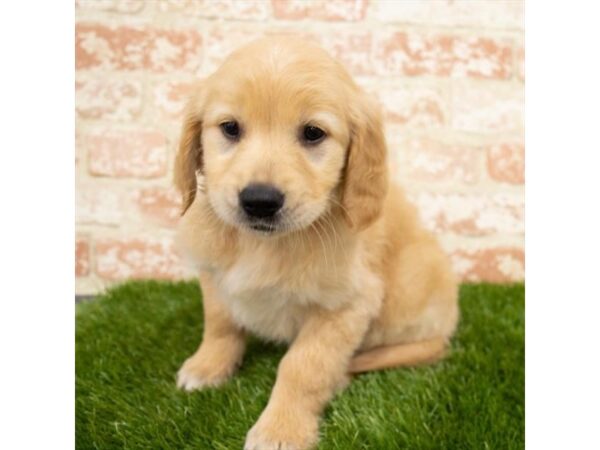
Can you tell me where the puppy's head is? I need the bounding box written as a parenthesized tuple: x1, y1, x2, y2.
(174, 37, 387, 235)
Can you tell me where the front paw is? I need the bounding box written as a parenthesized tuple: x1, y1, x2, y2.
(176, 351, 238, 392)
(244, 408, 318, 450)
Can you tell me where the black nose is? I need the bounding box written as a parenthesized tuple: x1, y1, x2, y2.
(239, 184, 285, 219)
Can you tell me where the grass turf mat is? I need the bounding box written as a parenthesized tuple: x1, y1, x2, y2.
(76, 281, 524, 449)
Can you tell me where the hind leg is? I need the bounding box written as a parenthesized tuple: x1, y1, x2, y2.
(349, 337, 447, 373)
(361, 239, 459, 355)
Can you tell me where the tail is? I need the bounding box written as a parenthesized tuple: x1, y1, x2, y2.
(348, 337, 448, 374)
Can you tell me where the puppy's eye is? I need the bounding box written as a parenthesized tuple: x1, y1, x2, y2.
(220, 121, 240, 140)
(302, 125, 326, 144)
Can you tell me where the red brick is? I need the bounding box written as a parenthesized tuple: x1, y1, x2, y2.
(397, 137, 480, 184)
(367, 84, 446, 127)
(76, 23, 202, 72)
(76, 238, 90, 277)
(153, 80, 196, 120)
(411, 192, 524, 236)
(156, 0, 200, 13)
(451, 247, 524, 282)
(317, 31, 373, 76)
(133, 186, 182, 227)
(451, 81, 524, 133)
(75, 133, 84, 168)
(76, 0, 145, 13)
(157, 0, 269, 20)
(374, 31, 513, 79)
(76, 78, 143, 120)
(516, 44, 525, 81)
(95, 237, 187, 280)
(76, 183, 125, 225)
(487, 142, 525, 184)
(375, 0, 523, 30)
(87, 130, 167, 178)
(272, 0, 368, 21)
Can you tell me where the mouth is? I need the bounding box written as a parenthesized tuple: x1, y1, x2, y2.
(249, 222, 277, 233)
(239, 204, 321, 236)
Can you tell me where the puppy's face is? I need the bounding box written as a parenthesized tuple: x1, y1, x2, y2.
(176, 38, 388, 235)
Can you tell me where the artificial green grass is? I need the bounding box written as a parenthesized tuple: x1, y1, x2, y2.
(76, 281, 524, 449)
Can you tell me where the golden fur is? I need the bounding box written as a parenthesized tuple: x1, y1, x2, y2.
(173, 37, 459, 450)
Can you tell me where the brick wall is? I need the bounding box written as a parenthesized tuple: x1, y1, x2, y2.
(75, 0, 525, 294)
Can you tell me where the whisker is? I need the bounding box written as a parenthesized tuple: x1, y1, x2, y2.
(315, 218, 338, 280)
(323, 209, 351, 270)
(311, 221, 330, 273)
(326, 195, 351, 217)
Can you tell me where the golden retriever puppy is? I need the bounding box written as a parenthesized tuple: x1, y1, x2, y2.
(173, 37, 459, 450)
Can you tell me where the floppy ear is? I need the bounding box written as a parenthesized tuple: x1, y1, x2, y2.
(341, 92, 389, 230)
(174, 85, 205, 215)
